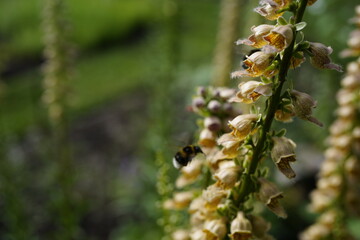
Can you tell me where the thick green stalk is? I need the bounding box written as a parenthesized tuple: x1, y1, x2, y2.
(236, 0, 309, 203)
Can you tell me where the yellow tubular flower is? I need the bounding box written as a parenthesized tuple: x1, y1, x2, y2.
(236, 24, 274, 48)
(214, 162, 241, 189)
(263, 25, 294, 51)
(228, 114, 259, 140)
(255, 0, 291, 20)
(203, 219, 227, 240)
(271, 137, 297, 179)
(232, 51, 275, 78)
(230, 81, 272, 104)
(229, 212, 252, 240)
(202, 184, 227, 210)
(199, 128, 217, 148)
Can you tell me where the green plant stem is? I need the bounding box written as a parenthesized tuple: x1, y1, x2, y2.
(236, 0, 309, 204)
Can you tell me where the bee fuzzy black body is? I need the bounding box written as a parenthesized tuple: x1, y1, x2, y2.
(173, 145, 203, 169)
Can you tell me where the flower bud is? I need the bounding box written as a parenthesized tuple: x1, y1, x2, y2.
(228, 114, 258, 140)
(204, 116, 222, 132)
(271, 137, 297, 179)
(229, 212, 252, 240)
(197, 86, 207, 97)
(192, 96, 206, 110)
(290, 90, 323, 127)
(207, 100, 222, 112)
(308, 42, 343, 72)
(258, 178, 287, 218)
(263, 25, 294, 51)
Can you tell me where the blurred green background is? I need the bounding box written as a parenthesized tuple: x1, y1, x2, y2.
(0, 0, 359, 239)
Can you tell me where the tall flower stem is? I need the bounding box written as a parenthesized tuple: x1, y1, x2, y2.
(237, 0, 309, 203)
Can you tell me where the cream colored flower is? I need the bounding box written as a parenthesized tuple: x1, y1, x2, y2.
(202, 184, 227, 210)
(237, 24, 274, 48)
(255, 0, 291, 20)
(230, 81, 272, 104)
(176, 158, 203, 188)
(203, 219, 227, 240)
(271, 137, 297, 179)
(341, 74, 360, 89)
(229, 212, 252, 240)
(199, 128, 217, 148)
(228, 114, 259, 140)
(290, 90, 323, 127)
(173, 191, 194, 209)
(309, 42, 343, 72)
(232, 51, 275, 78)
(258, 178, 287, 218)
(190, 229, 207, 240)
(172, 229, 190, 240)
(214, 162, 241, 189)
(263, 25, 293, 51)
(217, 133, 242, 159)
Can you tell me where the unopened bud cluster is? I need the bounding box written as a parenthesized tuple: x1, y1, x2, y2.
(191, 86, 241, 150)
(300, 6, 360, 240)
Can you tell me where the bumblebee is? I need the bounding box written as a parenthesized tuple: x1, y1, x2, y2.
(173, 145, 203, 169)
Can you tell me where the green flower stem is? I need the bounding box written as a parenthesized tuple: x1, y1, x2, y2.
(236, 0, 309, 204)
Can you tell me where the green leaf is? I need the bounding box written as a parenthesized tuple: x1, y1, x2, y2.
(276, 128, 287, 137)
(295, 22, 307, 31)
(277, 16, 288, 25)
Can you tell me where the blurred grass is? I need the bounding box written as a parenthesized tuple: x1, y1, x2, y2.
(0, 0, 220, 135)
(0, 0, 155, 58)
